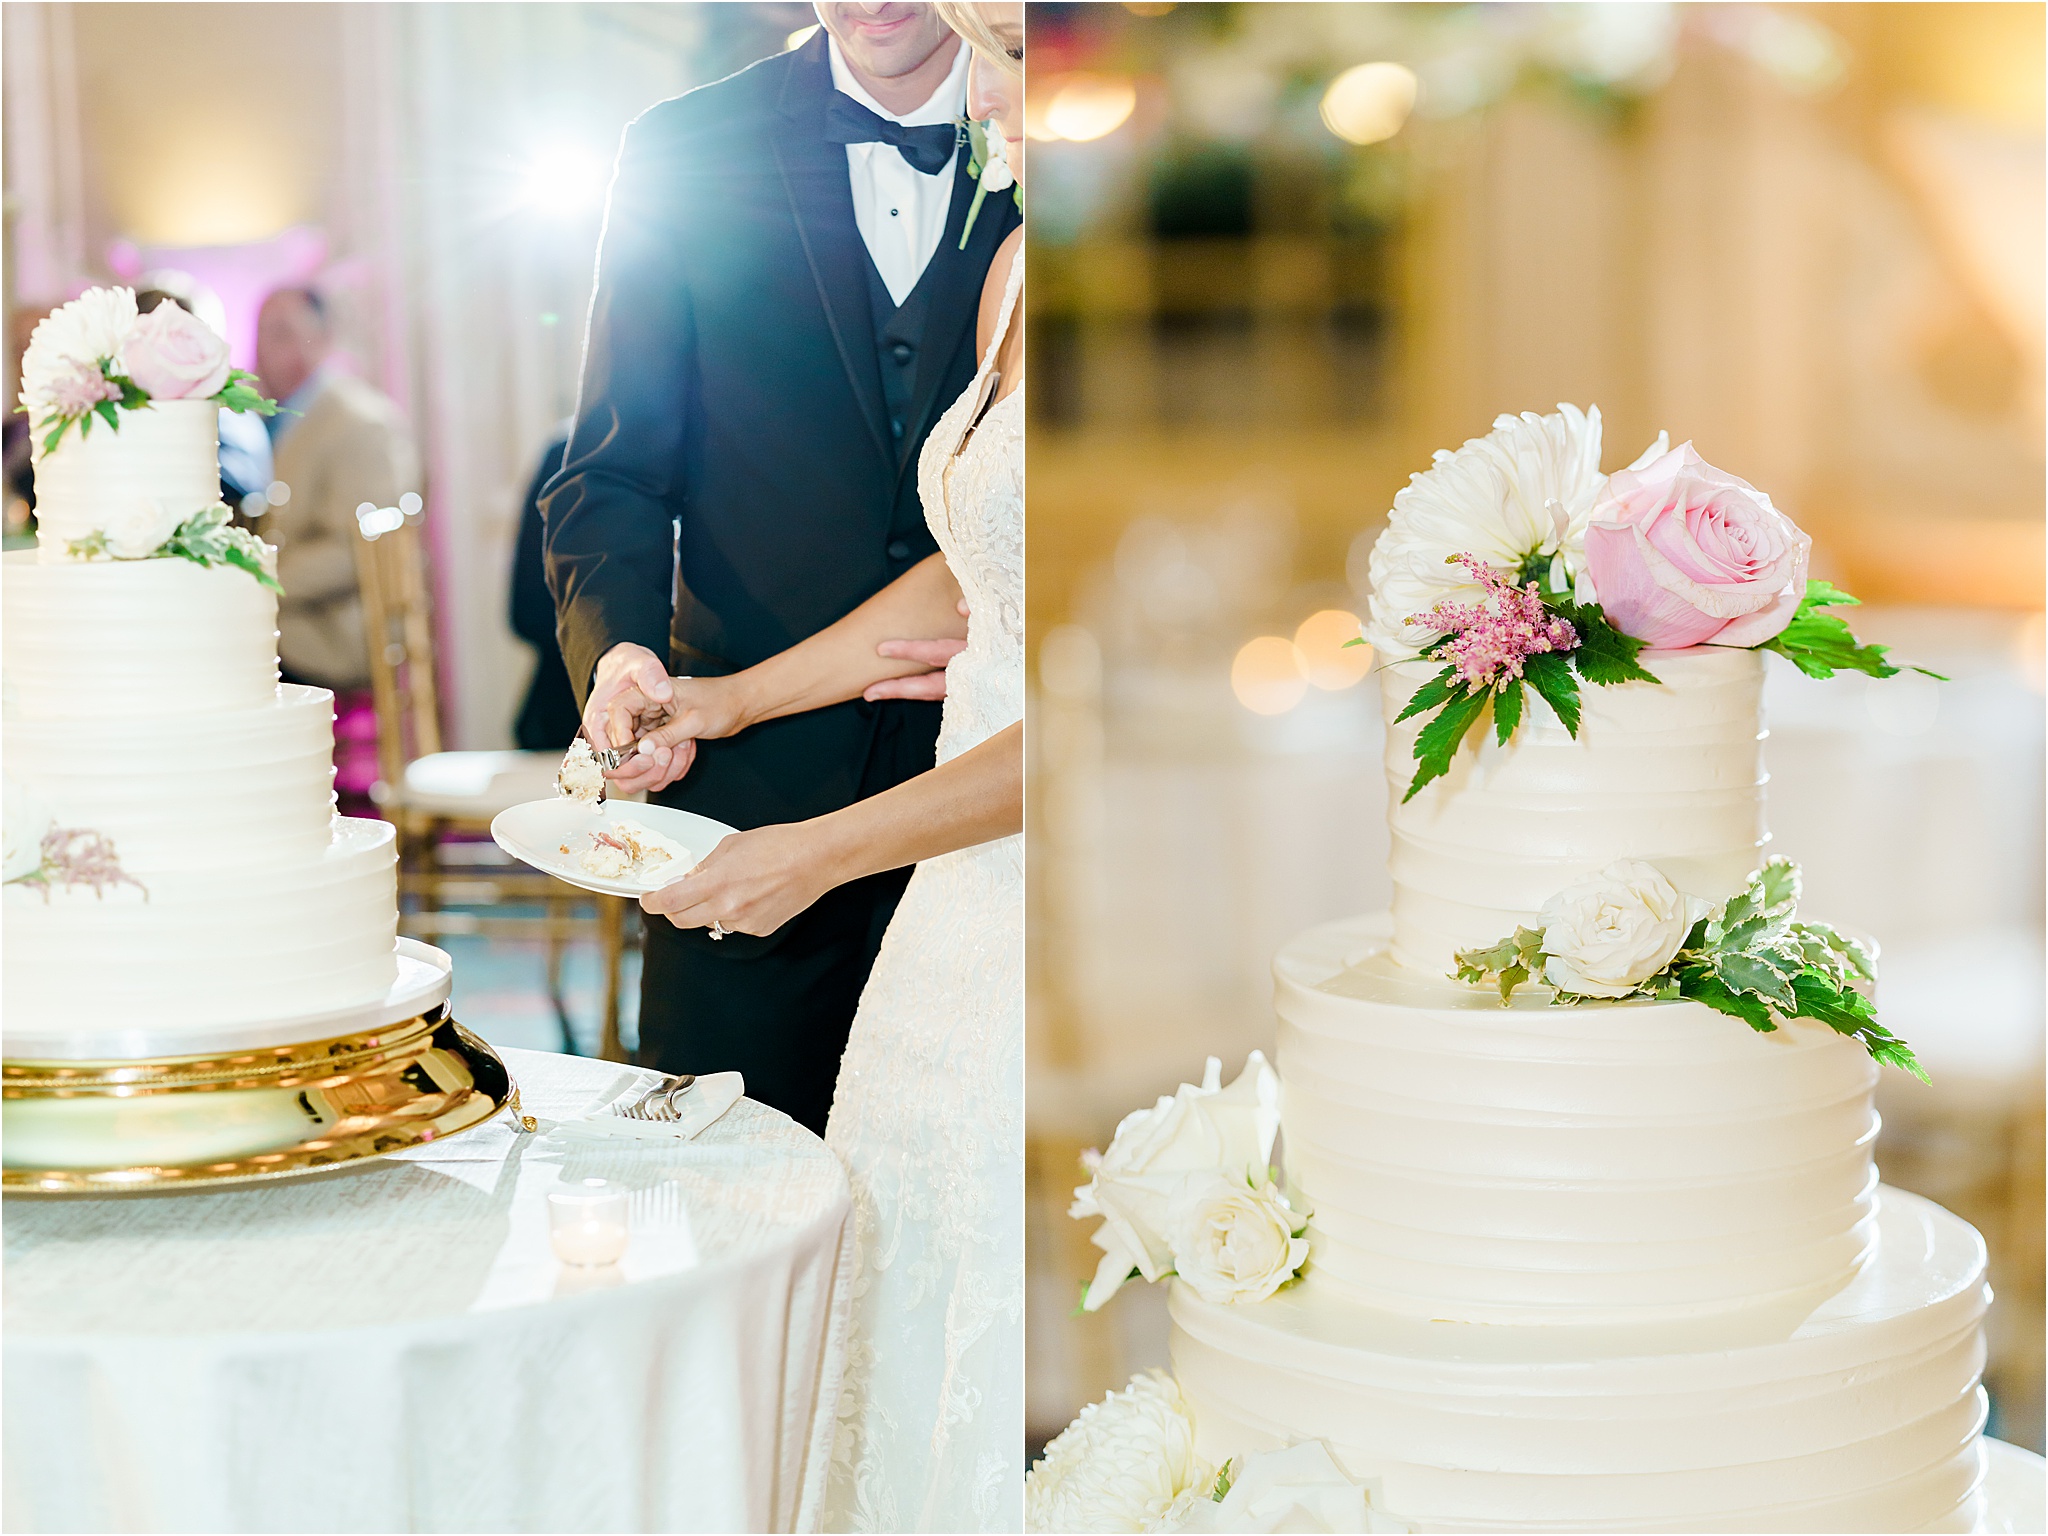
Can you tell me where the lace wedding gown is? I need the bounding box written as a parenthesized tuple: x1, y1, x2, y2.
(819, 256, 1024, 1532)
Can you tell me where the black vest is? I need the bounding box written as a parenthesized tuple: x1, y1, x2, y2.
(866, 254, 943, 558)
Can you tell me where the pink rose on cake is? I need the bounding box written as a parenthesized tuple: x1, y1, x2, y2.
(1583, 443, 1810, 649)
(120, 301, 232, 401)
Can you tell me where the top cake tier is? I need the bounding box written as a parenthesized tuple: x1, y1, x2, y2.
(1380, 646, 1767, 975)
(29, 397, 223, 559)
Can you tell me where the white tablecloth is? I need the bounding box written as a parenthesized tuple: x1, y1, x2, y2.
(1, 1048, 852, 1534)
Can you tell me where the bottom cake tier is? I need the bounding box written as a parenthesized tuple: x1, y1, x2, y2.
(1170, 1185, 1989, 1533)
(3, 815, 399, 1035)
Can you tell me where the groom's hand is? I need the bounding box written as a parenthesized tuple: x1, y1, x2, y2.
(585, 643, 696, 794)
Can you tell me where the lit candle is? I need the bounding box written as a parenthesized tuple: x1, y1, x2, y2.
(548, 1177, 629, 1266)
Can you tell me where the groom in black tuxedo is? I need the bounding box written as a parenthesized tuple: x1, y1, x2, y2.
(543, 6, 1019, 1134)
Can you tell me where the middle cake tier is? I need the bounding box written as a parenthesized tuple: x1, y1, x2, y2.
(1278, 913, 1881, 1327)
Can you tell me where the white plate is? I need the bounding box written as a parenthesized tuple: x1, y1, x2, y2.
(490, 798, 738, 898)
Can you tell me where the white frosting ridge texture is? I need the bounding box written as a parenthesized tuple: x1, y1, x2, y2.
(1381, 646, 1767, 974)
(4, 817, 398, 1032)
(1171, 1186, 1989, 1533)
(3, 550, 279, 718)
(7, 685, 339, 872)
(28, 398, 222, 557)
(1277, 914, 1880, 1327)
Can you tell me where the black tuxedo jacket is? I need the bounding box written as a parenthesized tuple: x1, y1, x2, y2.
(543, 32, 1019, 831)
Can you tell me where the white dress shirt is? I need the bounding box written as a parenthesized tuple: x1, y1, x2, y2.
(828, 37, 968, 307)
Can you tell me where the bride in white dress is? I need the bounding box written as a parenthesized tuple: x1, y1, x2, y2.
(621, 6, 1025, 1528)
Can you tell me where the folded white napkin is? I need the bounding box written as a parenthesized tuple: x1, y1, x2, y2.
(550, 1071, 745, 1144)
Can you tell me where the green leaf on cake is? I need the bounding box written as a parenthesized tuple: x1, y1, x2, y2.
(1452, 925, 1547, 1002)
(1492, 678, 1524, 746)
(1393, 665, 1461, 725)
(214, 369, 280, 418)
(1790, 970, 1928, 1083)
(1521, 651, 1581, 736)
(1756, 858, 1801, 913)
(1555, 601, 1661, 687)
(1676, 968, 1777, 1032)
(1403, 686, 1489, 802)
(1713, 952, 1797, 1008)
(161, 503, 283, 593)
(1760, 580, 1944, 681)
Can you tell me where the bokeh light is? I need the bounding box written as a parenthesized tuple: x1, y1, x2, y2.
(1294, 610, 1373, 690)
(1231, 635, 1308, 715)
(1320, 62, 1420, 146)
(1039, 74, 1139, 143)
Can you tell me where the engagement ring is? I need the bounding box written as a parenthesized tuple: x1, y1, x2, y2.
(709, 921, 729, 940)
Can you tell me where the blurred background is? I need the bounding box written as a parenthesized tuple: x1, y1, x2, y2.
(1024, 1, 2045, 1460)
(4, 1, 821, 1061)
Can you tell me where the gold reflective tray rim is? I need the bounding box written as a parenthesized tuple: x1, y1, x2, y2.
(1, 1009, 525, 1196)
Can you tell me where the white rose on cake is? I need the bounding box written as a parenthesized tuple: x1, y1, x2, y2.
(1165, 1173, 1309, 1307)
(1025, 1371, 1213, 1534)
(1538, 859, 1709, 997)
(100, 496, 184, 560)
(1072, 1053, 1280, 1311)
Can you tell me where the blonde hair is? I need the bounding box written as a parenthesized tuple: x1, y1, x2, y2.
(932, 2, 1020, 78)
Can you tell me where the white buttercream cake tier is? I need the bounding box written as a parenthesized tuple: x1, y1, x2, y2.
(1170, 1186, 1989, 1533)
(4, 816, 399, 1032)
(1381, 645, 1768, 973)
(3, 549, 280, 717)
(7, 685, 340, 871)
(1277, 912, 1881, 1327)
(27, 397, 222, 558)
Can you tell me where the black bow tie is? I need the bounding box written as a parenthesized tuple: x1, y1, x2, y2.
(824, 94, 958, 176)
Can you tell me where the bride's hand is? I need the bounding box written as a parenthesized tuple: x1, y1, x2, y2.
(640, 822, 839, 938)
(622, 675, 751, 785)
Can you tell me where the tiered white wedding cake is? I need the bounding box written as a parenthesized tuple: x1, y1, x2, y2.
(1036, 408, 1990, 1535)
(3, 290, 399, 1043)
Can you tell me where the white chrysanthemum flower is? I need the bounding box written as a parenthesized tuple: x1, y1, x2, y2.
(1364, 403, 1606, 660)
(1026, 1372, 1213, 1534)
(19, 287, 139, 417)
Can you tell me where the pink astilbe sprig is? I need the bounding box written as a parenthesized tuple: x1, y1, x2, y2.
(18, 828, 148, 903)
(1414, 554, 1579, 691)
(45, 362, 122, 419)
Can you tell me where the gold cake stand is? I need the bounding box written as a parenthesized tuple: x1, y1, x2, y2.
(1, 940, 531, 1195)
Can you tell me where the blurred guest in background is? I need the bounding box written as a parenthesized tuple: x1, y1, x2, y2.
(510, 422, 581, 749)
(256, 285, 419, 691)
(5, 305, 50, 541)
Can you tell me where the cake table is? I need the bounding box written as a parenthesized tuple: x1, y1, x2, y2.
(1, 1048, 853, 1534)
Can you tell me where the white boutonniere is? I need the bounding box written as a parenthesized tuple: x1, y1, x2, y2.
(958, 117, 1019, 249)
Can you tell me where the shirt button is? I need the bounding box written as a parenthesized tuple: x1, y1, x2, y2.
(890, 208, 900, 217)
(891, 343, 914, 365)
(890, 417, 904, 440)
(887, 539, 911, 560)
